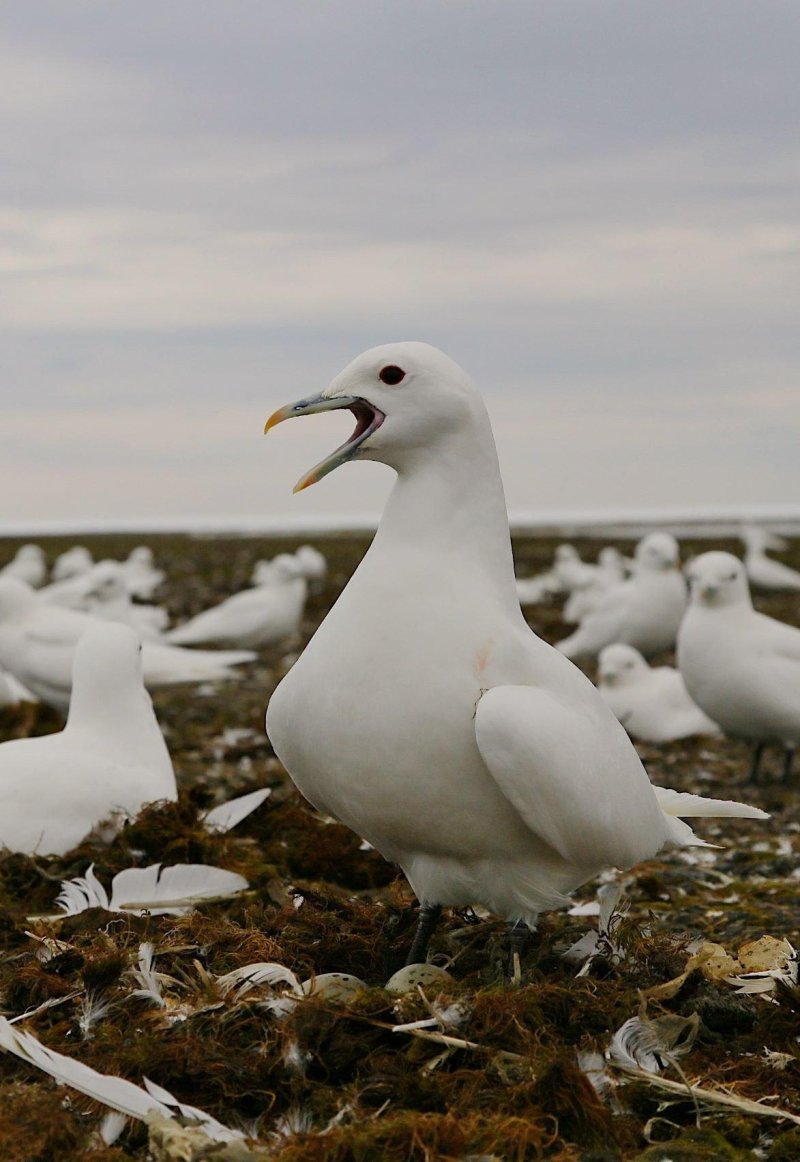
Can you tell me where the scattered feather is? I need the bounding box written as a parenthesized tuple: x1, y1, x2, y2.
(608, 1013, 699, 1074)
(217, 961, 304, 999)
(98, 1111, 128, 1146)
(77, 991, 113, 1039)
(57, 862, 249, 917)
(202, 788, 271, 833)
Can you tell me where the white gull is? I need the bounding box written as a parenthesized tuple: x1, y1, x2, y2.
(678, 550, 800, 782)
(0, 622, 176, 855)
(263, 342, 766, 965)
(597, 643, 721, 743)
(556, 532, 687, 660)
(0, 578, 254, 713)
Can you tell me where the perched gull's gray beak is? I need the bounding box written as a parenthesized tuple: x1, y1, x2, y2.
(264, 393, 385, 493)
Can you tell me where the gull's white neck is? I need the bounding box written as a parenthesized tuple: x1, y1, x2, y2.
(67, 681, 169, 766)
(369, 404, 518, 602)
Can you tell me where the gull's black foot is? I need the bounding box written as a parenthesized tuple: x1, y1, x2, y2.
(506, 921, 532, 985)
(749, 741, 766, 783)
(783, 745, 796, 784)
(406, 902, 442, 965)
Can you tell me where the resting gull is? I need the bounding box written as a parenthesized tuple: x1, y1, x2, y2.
(168, 556, 306, 649)
(0, 622, 176, 855)
(556, 532, 687, 660)
(597, 643, 721, 743)
(740, 526, 800, 593)
(0, 578, 254, 712)
(0, 545, 47, 589)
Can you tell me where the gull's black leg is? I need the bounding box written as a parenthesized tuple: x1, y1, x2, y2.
(783, 745, 796, 784)
(507, 921, 532, 985)
(406, 902, 442, 965)
(749, 741, 766, 783)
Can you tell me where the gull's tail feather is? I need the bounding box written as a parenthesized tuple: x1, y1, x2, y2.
(654, 786, 769, 820)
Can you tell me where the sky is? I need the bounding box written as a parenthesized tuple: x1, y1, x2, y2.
(2, 1, 799, 530)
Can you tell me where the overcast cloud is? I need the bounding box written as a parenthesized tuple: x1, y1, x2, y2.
(2, 1, 799, 527)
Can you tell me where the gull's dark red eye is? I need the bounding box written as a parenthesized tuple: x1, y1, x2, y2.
(379, 365, 405, 385)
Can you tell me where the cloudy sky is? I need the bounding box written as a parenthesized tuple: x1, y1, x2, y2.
(2, 1, 799, 529)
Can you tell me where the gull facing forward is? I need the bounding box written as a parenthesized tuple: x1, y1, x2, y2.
(265, 343, 765, 969)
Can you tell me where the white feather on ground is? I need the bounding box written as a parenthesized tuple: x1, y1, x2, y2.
(56, 862, 249, 916)
(0, 1017, 244, 1142)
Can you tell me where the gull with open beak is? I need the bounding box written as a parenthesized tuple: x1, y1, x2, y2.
(264, 342, 766, 976)
(265, 393, 386, 493)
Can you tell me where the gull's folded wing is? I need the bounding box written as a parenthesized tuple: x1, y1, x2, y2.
(474, 685, 666, 870)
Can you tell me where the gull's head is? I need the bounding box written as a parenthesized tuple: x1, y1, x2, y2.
(597, 643, 648, 686)
(555, 544, 579, 563)
(54, 546, 93, 580)
(685, 551, 751, 608)
(264, 341, 481, 491)
(69, 623, 149, 717)
(84, 562, 126, 603)
(634, 532, 680, 572)
(0, 578, 38, 622)
(599, 547, 623, 568)
(16, 544, 44, 562)
(295, 545, 327, 580)
(272, 554, 305, 583)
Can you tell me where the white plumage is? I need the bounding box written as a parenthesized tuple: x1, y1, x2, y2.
(0, 623, 176, 855)
(0, 544, 47, 588)
(677, 551, 800, 751)
(52, 545, 94, 582)
(121, 545, 165, 599)
(41, 561, 167, 639)
(563, 547, 627, 624)
(168, 556, 307, 649)
(264, 342, 765, 932)
(597, 643, 721, 743)
(0, 578, 254, 712)
(740, 526, 800, 593)
(0, 666, 35, 707)
(556, 532, 687, 660)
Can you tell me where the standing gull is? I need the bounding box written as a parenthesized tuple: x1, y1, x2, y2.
(677, 551, 800, 781)
(264, 342, 765, 968)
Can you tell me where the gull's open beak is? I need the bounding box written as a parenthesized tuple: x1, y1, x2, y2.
(264, 392, 385, 493)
